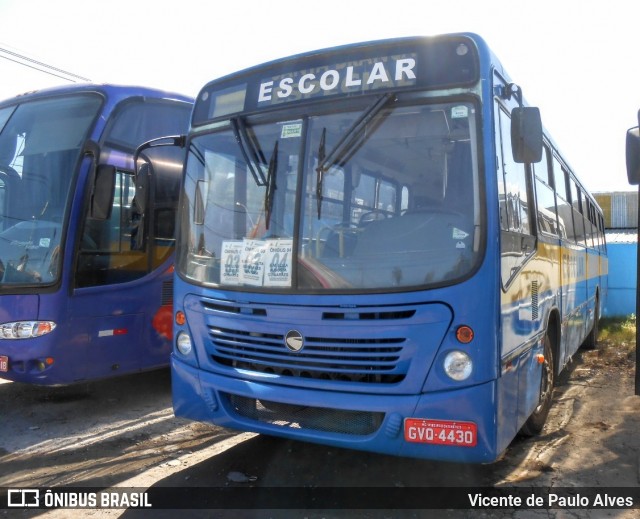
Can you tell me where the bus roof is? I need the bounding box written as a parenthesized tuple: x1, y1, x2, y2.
(0, 83, 193, 107)
(199, 33, 495, 91)
(192, 33, 504, 126)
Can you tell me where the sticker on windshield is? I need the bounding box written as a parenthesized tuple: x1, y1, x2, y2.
(221, 240, 243, 285)
(224, 239, 293, 287)
(452, 227, 469, 239)
(240, 239, 267, 286)
(281, 123, 302, 139)
(451, 106, 468, 119)
(264, 239, 293, 287)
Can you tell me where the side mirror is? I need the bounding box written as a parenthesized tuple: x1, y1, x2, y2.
(131, 135, 186, 251)
(133, 134, 186, 214)
(626, 126, 640, 185)
(511, 107, 543, 164)
(90, 164, 115, 220)
(134, 162, 150, 214)
(129, 162, 150, 251)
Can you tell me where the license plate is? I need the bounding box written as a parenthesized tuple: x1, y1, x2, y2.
(404, 418, 477, 447)
(0, 355, 8, 372)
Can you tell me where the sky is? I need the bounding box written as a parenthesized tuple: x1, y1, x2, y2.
(0, 0, 638, 193)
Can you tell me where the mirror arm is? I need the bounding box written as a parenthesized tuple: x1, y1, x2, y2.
(502, 83, 524, 107)
(134, 134, 186, 163)
(82, 139, 101, 160)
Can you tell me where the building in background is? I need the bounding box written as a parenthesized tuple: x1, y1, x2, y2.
(594, 191, 637, 317)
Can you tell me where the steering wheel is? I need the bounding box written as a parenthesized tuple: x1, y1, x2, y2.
(0, 166, 20, 190)
(359, 209, 390, 225)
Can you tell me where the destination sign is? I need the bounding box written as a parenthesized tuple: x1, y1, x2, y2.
(193, 36, 480, 125)
(257, 55, 417, 105)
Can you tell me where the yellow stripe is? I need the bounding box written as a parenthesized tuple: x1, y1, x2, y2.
(501, 240, 607, 305)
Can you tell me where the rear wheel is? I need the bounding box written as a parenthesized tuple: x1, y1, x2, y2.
(582, 297, 599, 350)
(520, 331, 555, 436)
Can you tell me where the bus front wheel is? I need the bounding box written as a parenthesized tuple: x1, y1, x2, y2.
(520, 331, 555, 436)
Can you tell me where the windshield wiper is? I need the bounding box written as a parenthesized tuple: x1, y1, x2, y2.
(264, 140, 278, 231)
(314, 93, 395, 219)
(188, 141, 206, 167)
(231, 117, 267, 186)
(316, 128, 326, 219)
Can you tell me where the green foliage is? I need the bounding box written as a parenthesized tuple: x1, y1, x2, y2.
(599, 314, 636, 345)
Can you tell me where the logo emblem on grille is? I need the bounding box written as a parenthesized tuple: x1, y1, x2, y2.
(284, 330, 304, 352)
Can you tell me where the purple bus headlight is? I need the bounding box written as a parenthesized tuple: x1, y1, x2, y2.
(443, 350, 473, 381)
(0, 321, 57, 339)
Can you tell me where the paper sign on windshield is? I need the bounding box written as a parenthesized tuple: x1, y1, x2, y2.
(240, 239, 267, 286)
(264, 239, 293, 287)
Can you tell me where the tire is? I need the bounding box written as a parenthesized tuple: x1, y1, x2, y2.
(582, 298, 599, 350)
(520, 332, 555, 436)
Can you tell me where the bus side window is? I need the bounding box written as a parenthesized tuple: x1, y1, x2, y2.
(586, 197, 596, 248)
(496, 107, 530, 235)
(568, 177, 586, 247)
(552, 159, 574, 242)
(495, 103, 534, 287)
(76, 170, 149, 287)
(599, 213, 607, 253)
(533, 144, 560, 237)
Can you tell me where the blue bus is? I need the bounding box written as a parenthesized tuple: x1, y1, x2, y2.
(0, 84, 192, 385)
(169, 34, 607, 462)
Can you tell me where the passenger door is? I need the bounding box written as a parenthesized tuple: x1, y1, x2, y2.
(70, 168, 150, 379)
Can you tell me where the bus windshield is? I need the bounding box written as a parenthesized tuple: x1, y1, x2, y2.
(178, 96, 481, 291)
(0, 94, 101, 285)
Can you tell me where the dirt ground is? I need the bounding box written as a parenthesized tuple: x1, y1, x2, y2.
(1, 337, 639, 519)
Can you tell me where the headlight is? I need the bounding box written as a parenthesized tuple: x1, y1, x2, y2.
(176, 331, 193, 355)
(0, 321, 56, 339)
(443, 350, 473, 381)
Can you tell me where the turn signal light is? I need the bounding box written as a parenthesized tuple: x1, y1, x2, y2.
(455, 325, 474, 344)
(175, 311, 186, 326)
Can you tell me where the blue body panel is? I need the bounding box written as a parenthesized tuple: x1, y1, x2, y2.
(173, 355, 499, 463)
(172, 263, 505, 461)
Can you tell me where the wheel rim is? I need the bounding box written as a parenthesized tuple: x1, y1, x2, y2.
(535, 337, 554, 413)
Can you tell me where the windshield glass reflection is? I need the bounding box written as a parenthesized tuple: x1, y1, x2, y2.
(0, 94, 101, 285)
(178, 98, 481, 292)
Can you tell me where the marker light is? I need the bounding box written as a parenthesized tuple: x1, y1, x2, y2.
(456, 43, 469, 56)
(175, 311, 186, 326)
(443, 350, 473, 381)
(176, 331, 193, 356)
(0, 321, 56, 339)
(455, 325, 474, 344)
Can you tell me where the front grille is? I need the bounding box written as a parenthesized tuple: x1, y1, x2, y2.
(322, 309, 416, 320)
(209, 326, 406, 384)
(226, 393, 384, 435)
